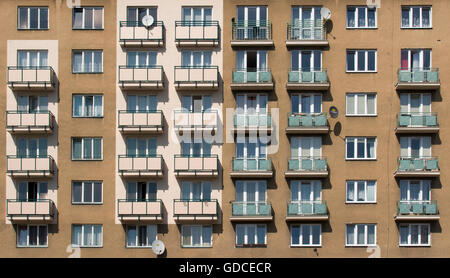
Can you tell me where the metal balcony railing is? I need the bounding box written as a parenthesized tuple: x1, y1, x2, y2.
(118, 65, 164, 85)
(174, 154, 219, 174)
(7, 66, 55, 87)
(287, 20, 326, 41)
(288, 68, 328, 83)
(119, 21, 165, 44)
(6, 111, 53, 130)
(117, 199, 162, 216)
(173, 109, 218, 129)
(232, 20, 272, 40)
(118, 110, 163, 129)
(173, 199, 218, 217)
(174, 65, 219, 85)
(6, 199, 53, 217)
(234, 113, 271, 129)
(232, 68, 272, 83)
(175, 20, 220, 43)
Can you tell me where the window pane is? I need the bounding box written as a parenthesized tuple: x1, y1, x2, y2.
(73, 182, 82, 202)
(85, 96, 93, 117)
(94, 96, 103, 117)
(73, 139, 82, 159)
(346, 94, 355, 115)
(84, 51, 92, 72)
(368, 51, 376, 71)
(357, 225, 365, 244)
(83, 138, 92, 159)
(312, 225, 321, 245)
(402, 8, 409, 27)
(346, 225, 354, 245)
(73, 52, 82, 72)
(30, 8, 38, 29)
(301, 225, 310, 245)
(247, 225, 256, 244)
(19, 8, 28, 29)
(84, 8, 93, 29)
(73, 8, 83, 28)
(84, 182, 92, 203)
(367, 95, 376, 114)
(202, 226, 212, 246)
(28, 226, 38, 246)
(346, 139, 354, 158)
(357, 51, 365, 71)
(367, 225, 375, 245)
(127, 226, 137, 246)
(346, 181, 355, 202)
(73, 96, 83, 116)
(236, 225, 245, 245)
(357, 95, 365, 114)
(357, 7, 366, 27)
(38, 226, 47, 246)
(422, 8, 430, 27)
(182, 226, 192, 246)
(84, 225, 93, 246)
(93, 225, 102, 246)
(357, 138, 365, 158)
(18, 226, 28, 246)
(368, 9, 376, 27)
(94, 8, 103, 29)
(347, 52, 355, 71)
(420, 225, 429, 245)
(367, 138, 375, 158)
(257, 225, 266, 245)
(93, 138, 102, 159)
(367, 181, 376, 202)
(412, 7, 420, 27)
(40, 8, 48, 29)
(347, 7, 355, 27)
(72, 225, 82, 246)
(94, 52, 102, 72)
(357, 181, 365, 201)
(410, 225, 419, 244)
(291, 226, 300, 245)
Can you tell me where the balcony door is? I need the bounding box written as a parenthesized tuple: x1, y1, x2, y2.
(236, 180, 266, 213)
(400, 137, 431, 158)
(181, 95, 211, 113)
(127, 95, 157, 112)
(126, 138, 157, 157)
(236, 6, 267, 39)
(127, 182, 157, 201)
(401, 49, 431, 70)
(400, 180, 430, 203)
(291, 137, 321, 158)
(291, 180, 321, 203)
(18, 96, 48, 113)
(126, 52, 157, 68)
(291, 7, 322, 39)
(291, 51, 321, 72)
(182, 51, 212, 67)
(400, 93, 431, 113)
(181, 181, 211, 201)
(17, 138, 47, 158)
(127, 7, 157, 26)
(17, 50, 48, 68)
(18, 182, 48, 201)
(291, 94, 322, 114)
(236, 94, 267, 115)
(181, 136, 211, 158)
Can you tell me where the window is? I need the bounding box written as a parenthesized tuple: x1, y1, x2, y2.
(181, 225, 212, 248)
(181, 95, 212, 112)
(72, 225, 102, 247)
(346, 181, 376, 203)
(17, 96, 48, 113)
(17, 182, 48, 201)
(401, 6, 431, 28)
(72, 181, 102, 204)
(236, 51, 267, 71)
(236, 94, 267, 115)
(127, 95, 158, 112)
(236, 6, 268, 39)
(290, 137, 322, 158)
(291, 50, 322, 71)
(72, 50, 103, 73)
(17, 137, 47, 158)
(73, 95, 103, 117)
(127, 52, 157, 68)
(18, 7, 48, 30)
(291, 6, 323, 40)
(400, 137, 431, 158)
(127, 182, 157, 201)
(181, 136, 211, 157)
(291, 94, 322, 114)
(347, 6, 376, 28)
(291, 180, 322, 203)
(291, 224, 321, 247)
(72, 138, 102, 160)
(399, 224, 430, 246)
(182, 7, 212, 22)
(236, 180, 266, 204)
(126, 138, 157, 157)
(346, 93, 376, 116)
(346, 137, 376, 160)
(17, 225, 48, 247)
(126, 225, 157, 247)
(182, 51, 212, 67)
(17, 50, 48, 68)
(346, 50, 377, 72)
(400, 93, 431, 113)
(236, 224, 266, 247)
(346, 224, 376, 246)
(181, 181, 211, 201)
(400, 180, 430, 202)
(401, 49, 431, 70)
(127, 7, 157, 25)
(236, 137, 266, 159)
(72, 7, 103, 29)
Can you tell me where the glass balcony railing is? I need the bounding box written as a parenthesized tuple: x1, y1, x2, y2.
(174, 66, 219, 86)
(288, 157, 327, 172)
(287, 20, 326, 41)
(233, 113, 271, 129)
(118, 65, 164, 86)
(232, 68, 272, 84)
(287, 200, 328, 216)
(397, 157, 439, 172)
(288, 68, 328, 83)
(6, 111, 53, 132)
(232, 20, 272, 40)
(117, 199, 162, 217)
(288, 112, 327, 128)
(119, 21, 165, 45)
(174, 110, 218, 129)
(397, 200, 439, 216)
(232, 201, 272, 217)
(396, 112, 438, 128)
(232, 158, 272, 171)
(6, 199, 54, 218)
(175, 21, 220, 44)
(173, 199, 219, 217)
(397, 68, 439, 84)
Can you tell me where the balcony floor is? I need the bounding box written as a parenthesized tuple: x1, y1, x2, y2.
(284, 171, 329, 178)
(8, 171, 53, 178)
(230, 40, 274, 47)
(8, 82, 54, 91)
(395, 82, 440, 90)
(394, 127, 439, 134)
(176, 40, 220, 47)
(119, 81, 164, 90)
(285, 40, 329, 47)
(394, 171, 440, 178)
(118, 215, 163, 222)
(285, 126, 329, 134)
(286, 82, 330, 91)
(230, 171, 273, 178)
(119, 171, 163, 178)
(394, 214, 440, 221)
(285, 215, 329, 222)
(174, 215, 219, 222)
(7, 126, 53, 134)
(230, 215, 273, 222)
(175, 171, 219, 178)
(175, 82, 219, 91)
(119, 126, 164, 134)
(119, 40, 164, 48)
(8, 215, 53, 223)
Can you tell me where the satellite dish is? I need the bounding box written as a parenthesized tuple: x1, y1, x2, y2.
(329, 106, 339, 118)
(320, 8, 332, 20)
(152, 240, 165, 255)
(142, 15, 154, 28)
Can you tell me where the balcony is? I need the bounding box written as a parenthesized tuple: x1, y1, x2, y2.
(394, 157, 440, 178)
(118, 110, 163, 134)
(395, 112, 439, 134)
(7, 66, 55, 91)
(6, 199, 54, 222)
(287, 69, 330, 91)
(174, 155, 219, 177)
(231, 20, 273, 47)
(117, 199, 163, 222)
(286, 113, 329, 134)
(230, 158, 273, 178)
(230, 201, 273, 222)
(174, 66, 219, 90)
(174, 110, 218, 132)
(119, 21, 165, 47)
(233, 113, 272, 134)
(118, 155, 163, 178)
(173, 199, 219, 222)
(231, 68, 273, 90)
(7, 155, 54, 177)
(175, 21, 220, 47)
(286, 201, 328, 221)
(6, 111, 54, 134)
(286, 20, 328, 46)
(118, 66, 164, 90)
(395, 68, 440, 90)
(285, 157, 328, 178)
(395, 201, 439, 221)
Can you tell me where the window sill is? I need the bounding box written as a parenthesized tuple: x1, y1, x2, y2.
(345, 114, 378, 117)
(181, 245, 213, 248)
(290, 245, 322, 248)
(71, 203, 103, 205)
(71, 245, 103, 248)
(71, 159, 103, 161)
(345, 244, 377, 248)
(72, 116, 104, 119)
(16, 245, 48, 248)
(399, 244, 431, 247)
(346, 71, 378, 74)
(235, 244, 267, 248)
(345, 202, 377, 204)
(72, 72, 104, 74)
(346, 27, 378, 30)
(345, 158, 377, 161)
(18, 28, 49, 31)
(72, 28, 105, 31)
(401, 27, 432, 30)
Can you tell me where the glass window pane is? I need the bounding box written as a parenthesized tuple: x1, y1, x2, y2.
(18, 226, 28, 246)
(368, 9, 376, 27)
(402, 8, 409, 27)
(93, 183, 102, 202)
(127, 226, 137, 246)
(73, 182, 82, 203)
(412, 7, 420, 27)
(420, 225, 429, 245)
(94, 51, 102, 72)
(347, 7, 355, 27)
(73, 52, 82, 72)
(94, 8, 103, 29)
(73, 8, 83, 28)
(347, 52, 355, 71)
(312, 225, 321, 245)
(347, 139, 354, 158)
(40, 8, 48, 29)
(347, 225, 354, 245)
(83, 51, 92, 72)
(19, 8, 28, 29)
(357, 181, 365, 201)
(367, 138, 375, 158)
(84, 8, 93, 29)
(202, 226, 212, 246)
(367, 181, 376, 202)
(367, 95, 376, 114)
(30, 8, 38, 29)
(346, 181, 355, 202)
(368, 51, 376, 71)
(410, 225, 419, 244)
(84, 182, 92, 203)
(357, 95, 365, 114)
(422, 8, 430, 27)
(400, 225, 409, 245)
(357, 51, 365, 71)
(357, 138, 365, 158)
(29, 226, 38, 246)
(236, 225, 245, 245)
(346, 94, 355, 115)
(83, 138, 92, 159)
(357, 225, 365, 245)
(301, 225, 310, 245)
(257, 225, 266, 245)
(357, 7, 366, 27)
(247, 225, 256, 244)
(291, 226, 300, 245)
(38, 226, 47, 246)
(93, 225, 102, 246)
(93, 138, 102, 159)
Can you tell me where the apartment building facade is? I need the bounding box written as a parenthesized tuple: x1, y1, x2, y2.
(0, 0, 449, 258)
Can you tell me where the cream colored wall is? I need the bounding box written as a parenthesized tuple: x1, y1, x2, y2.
(5, 40, 59, 225)
(115, 0, 223, 225)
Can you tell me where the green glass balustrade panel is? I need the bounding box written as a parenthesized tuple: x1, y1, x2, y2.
(301, 72, 313, 83)
(427, 71, 439, 82)
(289, 159, 299, 171)
(258, 204, 271, 215)
(300, 203, 313, 214)
(233, 203, 244, 215)
(426, 159, 438, 170)
(259, 159, 271, 170)
(288, 203, 299, 215)
(399, 203, 411, 214)
(233, 71, 245, 83)
(412, 203, 424, 214)
(399, 159, 411, 171)
(425, 203, 437, 215)
(413, 159, 425, 170)
(259, 71, 271, 82)
(248, 115, 258, 126)
(425, 115, 437, 127)
(247, 72, 257, 83)
(246, 159, 257, 170)
(301, 159, 313, 170)
(314, 71, 327, 83)
(399, 115, 411, 127)
(314, 203, 327, 215)
(234, 115, 246, 127)
(314, 159, 327, 171)
(246, 204, 257, 215)
(233, 159, 244, 171)
(288, 71, 300, 82)
(399, 71, 412, 82)
(288, 115, 300, 127)
(302, 115, 313, 127)
(314, 114, 327, 126)
(413, 71, 425, 82)
(411, 115, 424, 126)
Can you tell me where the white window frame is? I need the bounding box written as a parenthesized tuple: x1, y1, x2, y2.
(236, 50, 267, 71)
(399, 223, 430, 247)
(71, 224, 103, 248)
(400, 136, 431, 158)
(346, 180, 377, 203)
(17, 181, 48, 201)
(72, 137, 103, 160)
(290, 224, 322, 247)
(126, 225, 157, 248)
(182, 6, 213, 22)
(72, 50, 103, 73)
(399, 93, 431, 113)
(17, 50, 48, 68)
(126, 137, 157, 157)
(291, 94, 322, 114)
(126, 51, 157, 67)
(346, 93, 377, 116)
(290, 180, 322, 202)
(181, 51, 212, 67)
(401, 6, 432, 29)
(345, 224, 377, 247)
(346, 50, 377, 73)
(290, 137, 322, 158)
(181, 181, 211, 201)
(401, 49, 432, 70)
(181, 225, 212, 248)
(399, 180, 431, 203)
(17, 137, 47, 157)
(18, 7, 49, 30)
(235, 180, 267, 203)
(16, 225, 48, 248)
(17, 95, 48, 113)
(345, 137, 377, 160)
(235, 136, 267, 159)
(290, 50, 322, 71)
(72, 95, 103, 117)
(72, 7, 104, 30)
(127, 182, 157, 201)
(72, 181, 103, 204)
(235, 224, 267, 247)
(346, 6, 377, 28)
(236, 94, 268, 115)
